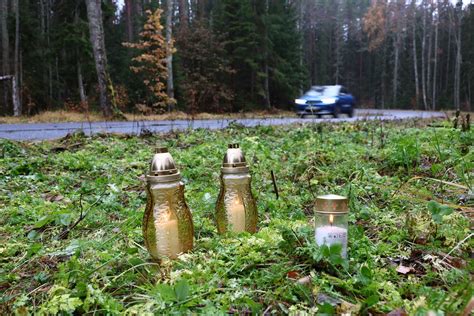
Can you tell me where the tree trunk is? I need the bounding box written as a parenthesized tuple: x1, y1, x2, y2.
(165, 0, 175, 112)
(77, 61, 87, 103)
(421, 0, 428, 110)
(426, 5, 433, 109)
(11, 76, 19, 115)
(13, 0, 21, 116)
(263, 0, 271, 109)
(454, 2, 462, 111)
(334, 1, 343, 85)
(85, 0, 112, 117)
(445, 12, 451, 97)
(178, 0, 188, 30)
(46, 0, 53, 108)
(125, 0, 133, 42)
(393, 32, 400, 105)
(74, 11, 87, 105)
(412, 5, 420, 108)
(432, 3, 439, 110)
(1, 0, 10, 112)
(298, 0, 304, 94)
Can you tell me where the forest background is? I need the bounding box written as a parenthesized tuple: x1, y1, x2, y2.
(0, 0, 472, 118)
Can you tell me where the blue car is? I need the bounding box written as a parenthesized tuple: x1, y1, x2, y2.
(295, 85, 355, 118)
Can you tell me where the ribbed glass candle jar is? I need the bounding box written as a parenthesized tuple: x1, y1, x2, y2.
(143, 148, 194, 260)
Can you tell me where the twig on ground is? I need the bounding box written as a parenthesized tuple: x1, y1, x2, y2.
(440, 233, 474, 263)
(57, 190, 107, 239)
(271, 170, 279, 200)
(462, 296, 474, 316)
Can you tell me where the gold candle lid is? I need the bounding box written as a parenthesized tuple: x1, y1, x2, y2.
(315, 194, 349, 214)
(221, 143, 249, 174)
(147, 147, 181, 182)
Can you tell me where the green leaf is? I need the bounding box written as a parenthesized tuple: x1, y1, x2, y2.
(27, 230, 39, 240)
(128, 257, 144, 266)
(34, 215, 53, 228)
(27, 243, 42, 257)
(58, 212, 72, 226)
(359, 266, 372, 285)
(329, 254, 344, 266)
(174, 279, 190, 302)
(321, 245, 330, 258)
(125, 247, 139, 255)
(329, 243, 342, 256)
(428, 201, 453, 224)
(318, 302, 335, 314)
(155, 284, 176, 302)
(244, 298, 262, 314)
(365, 294, 379, 307)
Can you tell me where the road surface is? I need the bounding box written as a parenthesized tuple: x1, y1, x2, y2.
(0, 109, 445, 141)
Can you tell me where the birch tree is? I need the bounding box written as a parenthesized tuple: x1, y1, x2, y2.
(432, 1, 439, 110)
(453, 0, 462, 110)
(1, 0, 9, 111)
(411, 1, 420, 108)
(391, 0, 406, 106)
(165, 0, 175, 112)
(421, 0, 428, 110)
(13, 0, 21, 116)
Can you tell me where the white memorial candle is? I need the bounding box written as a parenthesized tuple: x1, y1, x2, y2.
(228, 197, 246, 232)
(154, 212, 180, 259)
(315, 215, 348, 258)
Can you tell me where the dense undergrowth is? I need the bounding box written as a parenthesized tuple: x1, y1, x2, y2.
(0, 119, 473, 315)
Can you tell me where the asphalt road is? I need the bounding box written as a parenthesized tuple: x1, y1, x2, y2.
(0, 109, 445, 141)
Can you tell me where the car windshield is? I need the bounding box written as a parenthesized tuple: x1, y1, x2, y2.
(304, 86, 340, 97)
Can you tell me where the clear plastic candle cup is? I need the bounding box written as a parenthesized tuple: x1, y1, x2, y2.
(314, 194, 349, 258)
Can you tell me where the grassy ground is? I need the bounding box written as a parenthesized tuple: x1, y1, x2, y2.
(0, 118, 473, 314)
(0, 110, 298, 124)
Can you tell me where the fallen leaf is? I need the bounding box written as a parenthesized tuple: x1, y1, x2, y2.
(414, 235, 428, 245)
(386, 308, 408, 316)
(287, 270, 300, 279)
(296, 276, 311, 285)
(396, 265, 414, 274)
(337, 300, 361, 315)
(317, 293, 341, 306)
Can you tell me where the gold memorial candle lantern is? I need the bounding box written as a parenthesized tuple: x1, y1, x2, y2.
(143, 148, 194, 260)
(314, 194, 349, 258)
(215, 144, 258, 234)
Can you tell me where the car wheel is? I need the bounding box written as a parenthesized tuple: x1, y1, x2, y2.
(333, 106, 340, 118)
(347, 107, 354, 118)
(317, 114, 322, 118)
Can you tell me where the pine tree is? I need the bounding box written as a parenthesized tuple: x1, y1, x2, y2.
(124, 9, 175, 113)
(266, 0, 305, 106)
(214, 0, 262, 109)
(175, 20, 234, 113)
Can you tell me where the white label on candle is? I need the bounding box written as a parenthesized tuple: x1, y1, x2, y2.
(315, 226, 348, 258)
(227, 198, 246, 232)
(154, 208, 180, 259)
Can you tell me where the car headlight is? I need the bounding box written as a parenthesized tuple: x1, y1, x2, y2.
(321, 98, 337, 104)
(295, 99, 307, 105)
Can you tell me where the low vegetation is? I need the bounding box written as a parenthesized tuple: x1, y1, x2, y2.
(0, 118, 472, 314)
(0, 110, 296, 124)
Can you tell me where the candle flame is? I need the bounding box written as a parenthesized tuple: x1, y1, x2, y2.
(329, 214, 334, 226)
